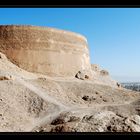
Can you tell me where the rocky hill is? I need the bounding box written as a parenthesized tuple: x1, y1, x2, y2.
(0, 25, 140, 132)
(0, 25, 91, 77)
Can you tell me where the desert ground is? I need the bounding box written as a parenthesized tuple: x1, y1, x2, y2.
(0, 52, 140, 132)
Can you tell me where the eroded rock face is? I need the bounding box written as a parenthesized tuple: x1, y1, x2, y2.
(100, 70, 109, 76)
(34, 111, 140, 132)
(91, 64, 109, 76)
(91, 64, 101, 72)
(0, 25, 92, 77)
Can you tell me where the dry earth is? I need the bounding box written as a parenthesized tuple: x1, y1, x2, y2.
(0, 52, 140, 132)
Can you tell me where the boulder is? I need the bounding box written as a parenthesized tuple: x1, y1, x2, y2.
(75, 70, 91, 80)
(91, 64, 101, 72)
(0, 72, 13, 81)
(124, 115, 140, 132)
(116, 82, 121, 88)
(100, 70, 109, 76)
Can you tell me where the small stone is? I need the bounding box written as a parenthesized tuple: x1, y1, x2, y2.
(95, 92, 99, 94)
(117, 82, 121, 88)
(75, 71, 85, 80)
(85, 75, 89, 79)
(75, 70, 91, 80)
(100, 70, 109, 76)
(103, 99, 107, 102)
(82, 95, 90, 101)
(0, 76, 9, 80)
(91, 64, 101, 72)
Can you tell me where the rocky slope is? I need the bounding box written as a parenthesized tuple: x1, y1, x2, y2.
(0, 52, 140, 132)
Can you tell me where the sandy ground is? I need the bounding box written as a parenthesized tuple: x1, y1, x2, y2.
(0, 52, 140, 132)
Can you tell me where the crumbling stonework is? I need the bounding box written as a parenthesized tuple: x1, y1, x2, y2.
(0, 25, 92, 77)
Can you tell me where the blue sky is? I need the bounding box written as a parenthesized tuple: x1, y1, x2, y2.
(0, 8, 140, 82)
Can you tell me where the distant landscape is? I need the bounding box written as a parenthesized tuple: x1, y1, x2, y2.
(121, 82, 140, 92)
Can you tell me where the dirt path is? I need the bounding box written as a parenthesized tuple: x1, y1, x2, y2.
(16, 77, 68, 110)
(10, 74, 139, 132)
(15, 77, 71, 131)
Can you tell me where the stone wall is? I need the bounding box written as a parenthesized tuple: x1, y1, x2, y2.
(0, 25, 92, 76)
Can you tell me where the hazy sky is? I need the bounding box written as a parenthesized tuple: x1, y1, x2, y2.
(0, 8, 140, 82)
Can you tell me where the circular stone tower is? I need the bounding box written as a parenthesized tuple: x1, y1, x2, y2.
(0, 25, 92, 77)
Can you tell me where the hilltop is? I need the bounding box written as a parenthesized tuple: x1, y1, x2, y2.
(0, 25, 140, 132)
